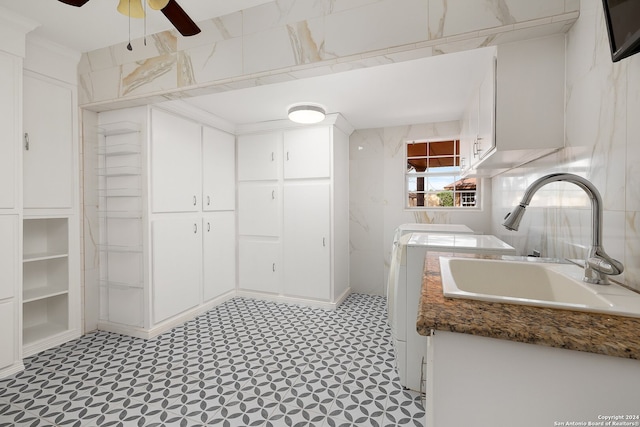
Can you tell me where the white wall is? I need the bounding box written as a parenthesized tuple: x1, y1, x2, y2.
(349, 122, 493, 295)
(491, 0, 640, 292)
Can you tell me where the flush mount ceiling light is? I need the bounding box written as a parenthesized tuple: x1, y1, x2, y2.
(287, 104, 326, 124)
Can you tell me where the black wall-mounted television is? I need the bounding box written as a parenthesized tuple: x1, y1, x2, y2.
(602, 0, 640, 62)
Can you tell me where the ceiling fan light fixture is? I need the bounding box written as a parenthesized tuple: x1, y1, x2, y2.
(288, 104, 326, 124)
(117, 0, 145, 18)
(147, 0, 170, 10)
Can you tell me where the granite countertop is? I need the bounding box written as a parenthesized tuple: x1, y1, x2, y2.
(416, 251, 640, 360)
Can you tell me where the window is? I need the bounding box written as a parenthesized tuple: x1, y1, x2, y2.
(405, 139, 477, 208)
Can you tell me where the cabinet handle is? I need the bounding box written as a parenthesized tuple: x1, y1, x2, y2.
(323, 237, 326, 247)
(24, 133, 29, 151)
(194, 223, 198, 233)
(207, 195, 211, 206)
(193, 195, 197, 206)
(272, 190, 275, 200)
(207, 222, 211, 232)
(286, 151, 289, 161)
(272, 263, 276, 272)
(271, 152, 274, 162)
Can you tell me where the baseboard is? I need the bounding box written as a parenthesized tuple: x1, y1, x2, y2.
(0, 361, 26, 379)
(235, 288, 352, 310)
(23, 329, 82, 358)
(97, 290, 236, 340)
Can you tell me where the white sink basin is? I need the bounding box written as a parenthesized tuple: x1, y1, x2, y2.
(439, 257, 640, 318)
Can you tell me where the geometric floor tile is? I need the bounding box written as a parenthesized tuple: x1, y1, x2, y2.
(0, 294, 425, 427)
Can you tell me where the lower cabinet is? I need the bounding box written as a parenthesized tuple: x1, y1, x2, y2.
(238, 240, 282, 294)
(151, 218, 202, 324)
(283, 183, 330, 300)
(203, 212, 236, 302)
(0, 301, 16, 371)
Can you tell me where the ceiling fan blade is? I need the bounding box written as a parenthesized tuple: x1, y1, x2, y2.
(160, 0, 201, 37)
(58, 0, 91, 6)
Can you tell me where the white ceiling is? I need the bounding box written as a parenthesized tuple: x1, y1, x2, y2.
(0, 0, 495, 130)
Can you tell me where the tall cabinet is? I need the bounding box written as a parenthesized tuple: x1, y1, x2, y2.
(237, 115, 352, 309)
(97, 107, 236, 339)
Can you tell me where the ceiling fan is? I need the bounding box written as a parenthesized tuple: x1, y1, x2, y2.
(58, 0, 201, 37)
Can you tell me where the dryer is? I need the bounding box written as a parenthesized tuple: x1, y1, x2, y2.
(388, 232, 516, 391)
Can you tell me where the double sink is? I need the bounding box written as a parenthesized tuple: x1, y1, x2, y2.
(440, 256, 640, 318)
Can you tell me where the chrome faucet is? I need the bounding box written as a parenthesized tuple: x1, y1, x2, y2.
(502, 173, 623, 285)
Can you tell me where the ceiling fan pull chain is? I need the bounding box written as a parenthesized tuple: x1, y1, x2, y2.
(144, 0, 147, 46)
(127, 0, 133, 51)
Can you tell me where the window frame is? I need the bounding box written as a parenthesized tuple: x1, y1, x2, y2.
(404, 137, 480, 210)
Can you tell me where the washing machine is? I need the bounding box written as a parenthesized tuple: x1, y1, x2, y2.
(388, 232, 516, 391)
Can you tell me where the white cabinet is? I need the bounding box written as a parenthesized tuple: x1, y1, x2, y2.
(237, 116, 352, 308)
(0, 301, 16, 370)
(0, 215, 18, 372)
(283, 183, 331, 300)
(151, 109, 202, 213)
(466, 35, 564, 175)
(283, 127, 331, 179)
(23, 73, 74, 209)
(0, 51, 19, 210)
(237, 132, 281, 181)
(202, 127, 235, 211)
(238, 183, 280, 237)
(98, 107, 236, 339)
(203, 212, 236, 302)
(238, 240, 282, 294)
(151, 218, 202, 323)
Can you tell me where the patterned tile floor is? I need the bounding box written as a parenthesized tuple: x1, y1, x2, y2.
(0, 294, 424, 427)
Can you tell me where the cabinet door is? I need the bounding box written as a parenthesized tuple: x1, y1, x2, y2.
(237, 132, 281, 181)
(203, 212, 236, 301)
(0, 216, 17, 300)
(151, 109, 202, 213)
(23, 74, 73, 209)
(238, 240, 281, 294)
(238, 183, 280, 237)
(152, 218, 202, 323)
(283, 127, 331, 179)
(477, 61, 496, 159)
(0, 52, 18, 210)
(0, 301, 16, 370)
(202, 127, 235, 211)
(283, 183, 330, 301)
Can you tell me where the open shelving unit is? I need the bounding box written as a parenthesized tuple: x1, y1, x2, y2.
(22, 217, 70, 349)
(97, 121, 145, 328)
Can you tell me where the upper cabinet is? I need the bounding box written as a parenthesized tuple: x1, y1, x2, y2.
(202, 126, 235, 211)
(23, 73, 74, 209)
(283, 127, 331, 179)
(462, 34, 565, 176)
(237, 132, 281, 181)
(0, 52, 20, 210)
(150, 109, 202, 213)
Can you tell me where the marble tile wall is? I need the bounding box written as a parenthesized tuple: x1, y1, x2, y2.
(349, 121, 493, 295)
(78, 0, 580, 108)
(490, 0, 640, 292)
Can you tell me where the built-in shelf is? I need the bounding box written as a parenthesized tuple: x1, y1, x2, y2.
(23, 323, 68, 347)
(23, 252, 68, 262)
(23, 288, 69, 304)
(98, 188, 142, 198)
(98, 143, 141, 157)
(98, 212, 143, 219)
(97, 121, 141, 136)
(98, 244, 143, 253)
(22, 293, 69, 347)
(97, 166, 142, 177)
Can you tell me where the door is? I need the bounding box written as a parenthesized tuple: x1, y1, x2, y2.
(202, 126, 235, 211)
(283, 183, 330, 301)
(238, 183, 280, 237)
(0, 52, 18, 209)
(203, 212, 236, 301)
(23, 73, 74, 209)
(152, 218, 202, 323)
(150, 109, 201, 213)
(237, 132, 281, 181)
(283, 127, 331, 179)
(238, 240, 282, 294)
